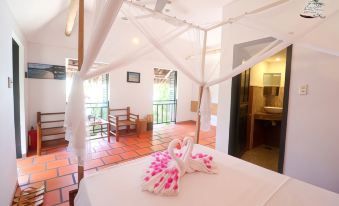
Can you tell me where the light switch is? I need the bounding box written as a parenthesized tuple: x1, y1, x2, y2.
(299, 84, 308, 95)
(8, 77, 13, 88)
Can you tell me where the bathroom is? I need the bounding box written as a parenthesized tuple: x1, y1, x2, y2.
(229, 47, 290, 172)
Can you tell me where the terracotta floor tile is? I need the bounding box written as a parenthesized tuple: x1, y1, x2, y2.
(84, 159, 104, 170)
(102, 155, 122, 164)
(46, 175, 74, 191)
(136, 142, 152, 148)
(43, 190, 61, 206)
(121, 139, 139, 145)
(56, 202, 70, 206)
(91, 151, 109, 160)
(55, 152, 71, 160)
(47, 159, 69, 170)
(18, 163, 45, 175)
(121, 145, 139, 152)
(30, 169, 58, 183)
(61, 184, 78, 202)
(16, 158, 34, 168)
(58, 164, 78, 176)
(18, 175, 29, 186)
(93, 145, 112, 152)
(107, 148, 125, 155)
(120, 151, 140, 160)
(34, 154, 56, 164)
(150, 144, 166, 152)
(110, 142, 126, 148)
(135, 148, 153, 156)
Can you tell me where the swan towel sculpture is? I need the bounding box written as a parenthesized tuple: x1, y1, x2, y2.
(142, 137, 218, 195)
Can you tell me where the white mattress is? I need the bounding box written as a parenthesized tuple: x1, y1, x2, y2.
(75, 145, 339, 206)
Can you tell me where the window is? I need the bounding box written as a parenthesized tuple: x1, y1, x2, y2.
(66, 59, 109, 122)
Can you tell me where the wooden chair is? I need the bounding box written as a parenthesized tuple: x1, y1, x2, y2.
(36, 112, 66, 155)
(107, 107, 139, 142)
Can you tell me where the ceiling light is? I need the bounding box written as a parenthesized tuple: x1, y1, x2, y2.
(132, 37, 140, 45)
(275, 57, 281, 61)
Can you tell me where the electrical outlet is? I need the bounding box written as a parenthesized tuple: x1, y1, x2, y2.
(299, 85, 308, 95)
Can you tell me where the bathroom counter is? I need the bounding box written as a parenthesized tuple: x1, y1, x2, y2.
(254, 112, 282, 121)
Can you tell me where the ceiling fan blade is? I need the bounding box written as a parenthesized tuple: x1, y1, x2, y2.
(154, 0, 167, 12)
(65, 0, 79, 36)
(248, 0, 289, 15)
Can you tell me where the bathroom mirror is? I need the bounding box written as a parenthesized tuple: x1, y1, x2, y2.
(263, 73, 281, 96)
(263, 73, 281, 87)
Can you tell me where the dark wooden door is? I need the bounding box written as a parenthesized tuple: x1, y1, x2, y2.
(229, 69, 250, 157)
(12, 39, 22, 158)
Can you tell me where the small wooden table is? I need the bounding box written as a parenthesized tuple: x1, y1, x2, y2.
(88, 119, 110, 142)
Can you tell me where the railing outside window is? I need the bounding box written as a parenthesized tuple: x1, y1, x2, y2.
(153, 100, 177, 124)
(85, 102, 109, 135)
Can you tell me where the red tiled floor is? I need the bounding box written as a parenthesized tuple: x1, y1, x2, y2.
(58, 164, 78, 176)
(136, 142, 152, 148)
(47, 159, 69, 169)
(18, 163, 45, 175)
(30, 169, 58, 183)
(34, 154, 56, 164)
(121, 145, 139, 152)
(16, 122, 215, 206)
(102, 155, 122, 164)
(135, 147, 153, 156)
(120, 151, 139, 160)
(61, 184, 78, 202)
(91, 151, 109, 160)
(84, 159, 104, 170)
(107, 148, 125, 155)
(44, 190, 61, 205)
(46, 175, 74, 191)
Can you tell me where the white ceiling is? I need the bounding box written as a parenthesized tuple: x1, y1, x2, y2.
(6, 0, 339, 63)
(6, 0, 231, 46)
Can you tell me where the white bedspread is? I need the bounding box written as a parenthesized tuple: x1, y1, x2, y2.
(75, 145, 339, 206)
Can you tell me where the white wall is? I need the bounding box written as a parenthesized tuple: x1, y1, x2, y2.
(284, 46, 339, 192)
(0, 0, 27, 204)
(109, 56, 195, 122)
(27, 43, 76, 129)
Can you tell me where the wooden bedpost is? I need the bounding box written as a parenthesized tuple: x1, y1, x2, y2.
(77, 0, 85, 185)
(195, 31, 207, 144)
(194, 86, 204, 144)
(36, 112, 42, 156)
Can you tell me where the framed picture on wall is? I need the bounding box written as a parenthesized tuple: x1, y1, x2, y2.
(127, 72, 140, 83)
(27, 63, 66, 80)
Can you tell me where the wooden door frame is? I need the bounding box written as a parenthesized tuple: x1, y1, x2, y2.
(228, 37, 293, 174)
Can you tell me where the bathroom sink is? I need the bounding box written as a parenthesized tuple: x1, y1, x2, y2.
(264, 106, 283, 114)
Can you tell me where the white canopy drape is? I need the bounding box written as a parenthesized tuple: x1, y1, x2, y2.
(65, 0, 336, 163)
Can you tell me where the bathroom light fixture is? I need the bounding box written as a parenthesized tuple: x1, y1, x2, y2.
(132, 37, 140, 45)
(275, 57, 281, 61)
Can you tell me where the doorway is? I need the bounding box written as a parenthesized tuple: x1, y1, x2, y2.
(229, 39, 292, 173)
(12, 38, 22, 158)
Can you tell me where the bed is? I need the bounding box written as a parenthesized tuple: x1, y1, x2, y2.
(75, 145, 339, 206)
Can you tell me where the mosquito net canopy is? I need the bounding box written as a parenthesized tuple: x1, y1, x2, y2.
(65, 0, 338, 164)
